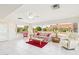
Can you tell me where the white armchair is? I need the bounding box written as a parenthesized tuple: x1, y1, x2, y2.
(60, 32, 78, 50)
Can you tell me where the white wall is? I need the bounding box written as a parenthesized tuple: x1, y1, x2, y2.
(78, 23, 79, 34)
(0, 22, 9, 41)
(8, 21, 17, 40)
(0, 20, 17, 41)
(33, 17, 79, 25)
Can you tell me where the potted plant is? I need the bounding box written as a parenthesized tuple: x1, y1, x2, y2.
(52, 28, 60, 43)
(35, 26, 42, 31)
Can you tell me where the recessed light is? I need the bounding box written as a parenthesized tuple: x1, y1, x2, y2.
(18, 18, 23, 19)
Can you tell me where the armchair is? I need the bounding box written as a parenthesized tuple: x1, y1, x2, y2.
(60, 32, 78, 50)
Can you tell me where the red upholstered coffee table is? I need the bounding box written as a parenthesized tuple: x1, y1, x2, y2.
(27, 37, 47, 48)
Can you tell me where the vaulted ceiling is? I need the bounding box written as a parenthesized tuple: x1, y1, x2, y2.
(0, 4, 22, 19)
(0, 4, 79, 24)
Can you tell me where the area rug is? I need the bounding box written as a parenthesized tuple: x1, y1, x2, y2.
(26, 39, 48, 48)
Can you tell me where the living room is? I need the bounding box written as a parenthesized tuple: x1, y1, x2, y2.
(0, 4, 79, 55)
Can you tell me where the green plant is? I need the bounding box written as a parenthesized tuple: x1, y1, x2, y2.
(43, 28, 47, 31)
(17, 27, 23, 33)
(23, 26, 28, 32)
(17, 26, 28, 33)
(35, 26, 42, 31)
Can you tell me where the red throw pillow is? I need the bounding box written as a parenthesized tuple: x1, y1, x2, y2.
(37, 32, 40, 35)
(47, 34, 50, 37)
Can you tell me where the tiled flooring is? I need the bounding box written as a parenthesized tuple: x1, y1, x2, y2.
(0, 37, 79, 55)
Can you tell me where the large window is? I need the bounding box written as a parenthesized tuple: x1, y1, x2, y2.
(33, 23, 78, 33)
(17, 25, 28, 33)
(45, 23, 78, 32)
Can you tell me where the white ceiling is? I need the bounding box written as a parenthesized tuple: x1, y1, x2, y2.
(3, 4, 79, 24)
(0, 4, 22, 19)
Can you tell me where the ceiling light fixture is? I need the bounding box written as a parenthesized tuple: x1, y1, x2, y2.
(28, 15, 34, 19)
(26, 11, 39, 19)
(51, 4, 60, 9)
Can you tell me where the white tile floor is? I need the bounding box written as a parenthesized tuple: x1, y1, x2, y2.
(0, 34, 79, 55)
